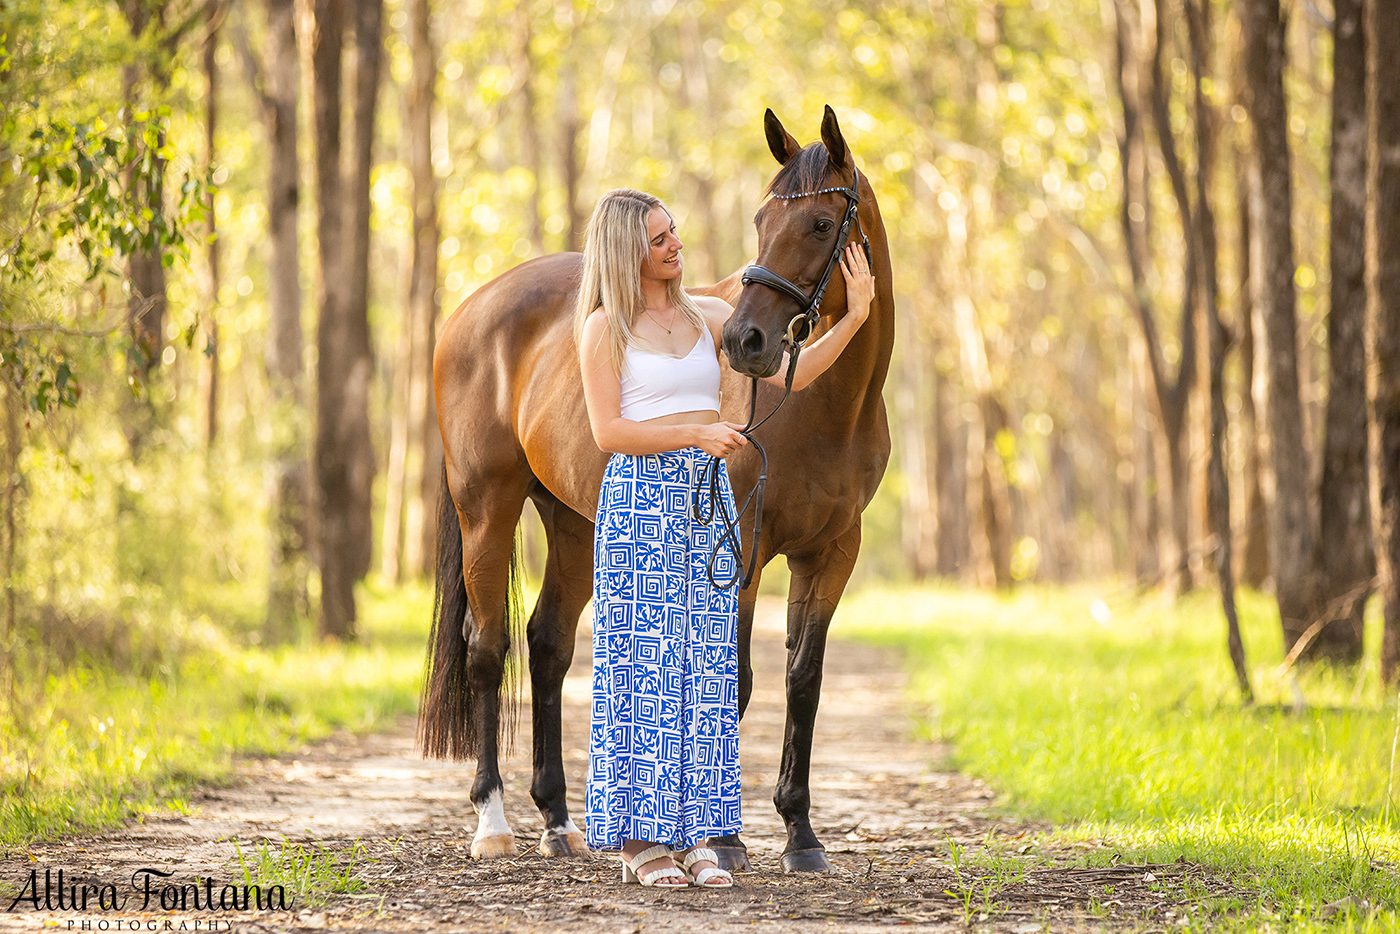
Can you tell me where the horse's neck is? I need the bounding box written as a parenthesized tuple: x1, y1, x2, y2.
(802, 288, 893, 433)
(706, 245, 893, 434)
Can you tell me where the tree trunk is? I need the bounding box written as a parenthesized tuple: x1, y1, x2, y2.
(402, 0, 440, 579)
(1110, 0, 1196, 595)
(203, 7, 220, 450)
(259, 0, 309, 642)
(557, 0, 582, 253)
(1314, 0, 1372, 662)
(121, 0, 169, 454)
(310, 0, 359, 639)
(2, 382, 19, 713)
(896, 304, 936, 577)
(514, 6, 544, 256)
(933, 361, 970, 580)
(1235, 140, 1271, 587)
(679, 16, 721, 283)
(1367, 0, 1400, 685)
(1186, 0, 1251, 700)
(1242, 0, 1315, 652)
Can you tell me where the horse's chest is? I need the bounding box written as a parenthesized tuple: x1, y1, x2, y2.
(731, 437, 885, 552)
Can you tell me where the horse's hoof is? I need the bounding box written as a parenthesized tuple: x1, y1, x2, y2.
(539, 828, 589, 857)
(470, 833, 517, 859)
(709, 845, 752, 873)
(780, 848, 833, 874)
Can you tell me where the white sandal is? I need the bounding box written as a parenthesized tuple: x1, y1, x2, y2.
(620, 844, 687, 888)
(681, 847, 734, 888)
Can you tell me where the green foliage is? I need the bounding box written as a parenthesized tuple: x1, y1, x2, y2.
(843, 584, 1400, 925)
(7, 112, 206, 284)
(234, 839, 371, 908)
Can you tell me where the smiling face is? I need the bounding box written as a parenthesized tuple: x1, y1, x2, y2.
(639, 205, 684, 282)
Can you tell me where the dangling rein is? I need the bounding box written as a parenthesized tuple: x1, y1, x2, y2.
(691, 167, 870, 590)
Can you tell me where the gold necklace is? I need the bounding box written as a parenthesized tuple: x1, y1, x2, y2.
(645, 307, 674, 334)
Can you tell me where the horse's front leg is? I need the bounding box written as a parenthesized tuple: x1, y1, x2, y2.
(775, 523, 861, 873)
(527, 493, 592, 856)
(708, 577, 761, 873)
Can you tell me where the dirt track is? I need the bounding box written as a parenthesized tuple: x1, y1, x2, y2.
(0, 596, 1233, 932)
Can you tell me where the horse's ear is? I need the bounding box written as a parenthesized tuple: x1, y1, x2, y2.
(765, 108, 802, 165)
(820, 104, 850, 171)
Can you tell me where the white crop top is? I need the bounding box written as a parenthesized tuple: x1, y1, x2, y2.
(620, 328, 721, 421)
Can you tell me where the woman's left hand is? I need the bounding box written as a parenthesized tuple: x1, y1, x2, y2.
(838, 242, 874, 324)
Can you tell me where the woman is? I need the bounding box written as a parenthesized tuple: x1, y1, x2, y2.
(575, 188, 874, 888)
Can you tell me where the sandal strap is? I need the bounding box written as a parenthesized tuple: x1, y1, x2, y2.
(691, 866, 733, 887)
(640, 866, 687, 886)
(681, 847, 719, 870)
(625, 844, 674, 872)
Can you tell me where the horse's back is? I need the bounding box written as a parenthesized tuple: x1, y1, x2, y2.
(436, 254, 585, 495)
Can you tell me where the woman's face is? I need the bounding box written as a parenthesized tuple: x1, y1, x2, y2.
(640, 205, 684, 282)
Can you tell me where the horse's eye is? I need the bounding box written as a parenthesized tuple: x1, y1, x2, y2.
(815, 219, 833, 234)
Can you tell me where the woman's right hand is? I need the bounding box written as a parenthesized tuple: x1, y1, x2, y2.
(693, 422, 749, 458)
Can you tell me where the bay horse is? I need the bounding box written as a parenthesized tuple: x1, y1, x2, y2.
(420, 106, 893, 873)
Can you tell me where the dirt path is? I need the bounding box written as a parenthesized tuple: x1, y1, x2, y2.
(0, 597, 1231, 932)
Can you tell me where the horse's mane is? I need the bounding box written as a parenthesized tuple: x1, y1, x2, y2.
(765, 143, 842, 198)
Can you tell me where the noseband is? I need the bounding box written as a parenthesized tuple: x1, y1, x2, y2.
(693, 165, 872, 591)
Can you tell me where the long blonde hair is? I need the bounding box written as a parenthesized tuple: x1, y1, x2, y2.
(572, 188, 706, 376)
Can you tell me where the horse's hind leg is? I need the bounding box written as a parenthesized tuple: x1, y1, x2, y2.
(525, 487, 593, 856)
(458, 472, 531, 859)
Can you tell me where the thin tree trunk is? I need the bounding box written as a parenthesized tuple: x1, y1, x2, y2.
(1111, 0, 1196, 595)
(1186, 0, 1251, 700)
(264, 0, 309, 641)
(401, 0, 440, 580)
(514, 6, 544, 256)
(203, 7, 220, 450)
(1235, 137, 1271, 587)
(1314, 0, 1372, 662)
(1242, 0, 1315, 652)
(121, 0, 170, 455)
(679, 16, 721, 283)
(896, 306, 935, 577)
(343, 0, 381, 585)
(2, 382, 19, 713)
(1367, 0, 1400, 685)
(557, 0, 582, 253)
(933, 361, 969, 579)
(382, 310, 410, 582)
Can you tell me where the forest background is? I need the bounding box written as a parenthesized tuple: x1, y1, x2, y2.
(3, 0, 1400, 877)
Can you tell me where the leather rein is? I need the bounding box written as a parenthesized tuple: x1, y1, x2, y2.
(692, 165, 871, 590)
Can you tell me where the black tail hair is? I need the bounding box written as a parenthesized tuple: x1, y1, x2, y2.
(417, 462, 524, 760)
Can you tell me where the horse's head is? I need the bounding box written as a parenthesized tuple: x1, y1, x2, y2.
(723, 106, 870, 379)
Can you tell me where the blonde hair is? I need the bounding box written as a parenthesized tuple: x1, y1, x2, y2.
(572, 188, 706, 376)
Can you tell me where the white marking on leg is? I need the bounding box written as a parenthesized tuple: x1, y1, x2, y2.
(473, 788, 512, 841)
(547, 817, 581, 837)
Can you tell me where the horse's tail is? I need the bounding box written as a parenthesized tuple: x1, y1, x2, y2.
(417, 462, 525, 760)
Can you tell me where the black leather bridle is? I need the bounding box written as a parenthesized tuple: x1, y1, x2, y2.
(693, 165, 871, 590)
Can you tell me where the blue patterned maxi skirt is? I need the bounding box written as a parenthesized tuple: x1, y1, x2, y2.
(585, 446, 743, 851)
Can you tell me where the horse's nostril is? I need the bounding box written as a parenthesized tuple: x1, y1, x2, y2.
(741, 327, 765, 358)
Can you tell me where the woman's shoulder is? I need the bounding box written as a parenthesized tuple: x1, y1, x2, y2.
(693, 294, 733, 316)
(692, 295, 732, 342)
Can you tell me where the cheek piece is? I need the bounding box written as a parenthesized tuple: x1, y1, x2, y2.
(693, 166, 872, 592)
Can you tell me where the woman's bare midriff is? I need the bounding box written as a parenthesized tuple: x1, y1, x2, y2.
(642, 409, 720, 426)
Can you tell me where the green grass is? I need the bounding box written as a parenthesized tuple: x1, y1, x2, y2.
(233, 839, 373, 909)
(0, 578, 433, 852)
(840, 583, 1400, 928)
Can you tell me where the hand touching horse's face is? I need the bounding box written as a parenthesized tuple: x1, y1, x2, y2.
(723, 106, 862, 379)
